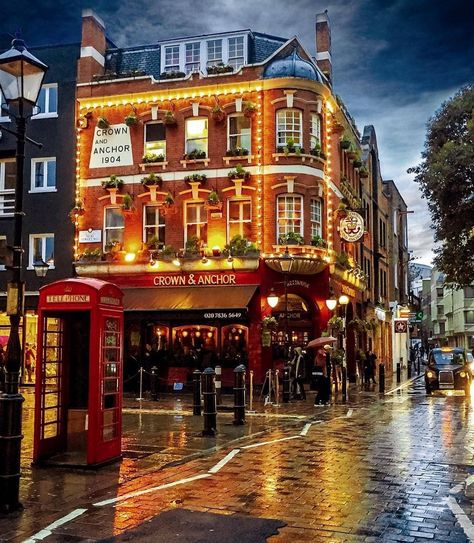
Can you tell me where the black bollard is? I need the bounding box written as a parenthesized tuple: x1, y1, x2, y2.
(396, 362, 401, 384)
(215, 365, 222, 406)
(202, 367, 217, 436)
(417, 356, 421, 375)
(379, 363, 385, 394)
(193, 370, 202, 416)
(407, 359, 412, 379)
(233, 364, 246, 425)
(342, 366, 347, 403)
(282, 364, 291, 403)
(150, 366, 159, 401)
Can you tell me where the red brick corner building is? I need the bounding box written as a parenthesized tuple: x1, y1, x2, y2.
(74, 10, 408, 386)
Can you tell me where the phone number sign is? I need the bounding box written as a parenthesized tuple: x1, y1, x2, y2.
(203, 311, 246, 320)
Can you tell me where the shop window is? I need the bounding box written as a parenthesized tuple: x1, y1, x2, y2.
(143, 205, 165, 245)
(277, 194, 303, 241)
(465, 311, 474, 325)
(221, 325, 248, 365)
(228, 36, 244, 69)
(227, 199, 251, 240)
(29, 233, 54, 269)
(31, 157, 56, 192)
(104, 207, 124, 250)
(310, 198, 322, 238)
(185, 117, 208, 156)
(185, 201, 207, 245)
(0, 159, 15, 215)
(207, 39, 223, 68)
(144, 123, 166, 159)
(310, 113, 321, 149)
(33, 84, 58, 117)
(164, 45, 180, 72)
(227, 114, 251, 153)
(185, 42, 200, 74)
(276, 109, 302, 148)
(0, 236, 6, 270)
(172, 325, 218, 367)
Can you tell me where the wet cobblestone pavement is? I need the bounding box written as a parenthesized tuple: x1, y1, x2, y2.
(3, 376, 474, 542)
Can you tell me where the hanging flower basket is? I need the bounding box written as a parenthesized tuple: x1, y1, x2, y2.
(163, 111, 177, 125)
(124, 113, 139, 127)
(97, 116, 110, 129)
(243, 101, 257, 118)
(211, 106, 226, 122)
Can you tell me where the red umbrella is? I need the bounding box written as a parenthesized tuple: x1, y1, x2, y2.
(306, 336, 337, 349)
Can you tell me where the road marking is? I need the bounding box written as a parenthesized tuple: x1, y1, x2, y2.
(208, 449, 240, 474)
(446, 496, 474, 541)
(385, 396, 409, 404)
(346, 409, 353, 417)
(25, 508, 88, 541)
(385, 375, 423, 395)
(93, 473, 211, 507)
(241, 435, 301, 450)
(300, 423, 312, 436)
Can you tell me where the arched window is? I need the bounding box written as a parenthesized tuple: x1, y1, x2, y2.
(276, 109, 302, 148)
(277, 194, 303, 241)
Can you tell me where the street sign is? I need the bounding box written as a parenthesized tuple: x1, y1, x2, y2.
(409, 310, 423, 323)
(394, 319, 408, 333)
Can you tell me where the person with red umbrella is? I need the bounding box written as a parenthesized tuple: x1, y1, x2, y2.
(308, 337, 337, 405)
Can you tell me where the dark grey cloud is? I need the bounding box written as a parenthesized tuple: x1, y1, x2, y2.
(1, 0, 471, 265)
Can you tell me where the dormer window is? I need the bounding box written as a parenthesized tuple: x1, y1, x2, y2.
(228, 37, 244, 69)
(185, 43, 200, 74)
(164, 46, 180, 73)
(207, 39, 223, 67)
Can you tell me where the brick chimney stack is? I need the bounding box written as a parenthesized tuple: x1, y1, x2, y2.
(77, 9, 106, 83)
(315, 11, 332, 83)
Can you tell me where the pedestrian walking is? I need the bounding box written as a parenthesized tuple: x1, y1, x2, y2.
(366, 350, 377, 384)
(0, 344, 5, 391)
(314, 346, 330, 405)
(291, 347, 306, 400)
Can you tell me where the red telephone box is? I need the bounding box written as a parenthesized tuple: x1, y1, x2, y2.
(33, 278, 124, 467)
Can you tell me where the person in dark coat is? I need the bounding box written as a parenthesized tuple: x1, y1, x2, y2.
(367, 350, 377, 384)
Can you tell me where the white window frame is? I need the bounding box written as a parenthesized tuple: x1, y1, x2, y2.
(276, 109, 302, 148)
(0, 159, 15, 216)
(310, 198, 322, 238)
(0, 235, 6, 271)
(143, 205, 166, 244)
(277, 194, 304, 240)
(28, 233, 54, 270)
(30, 157, 56, 192)
(0, 93, 10, 122)
(227, 198, 252, 241)
(103, 207, 124, 250)
(32, 84, 58, 119)
(144, 122, 166, 159)
(164, 45, 180, 72)
(310, 113, 321, 149)
(206, 39, 223, 67)
(184, 201, 207, 245)
(228, 36, 244, 69)
(185, 42, 201, 74)
(185, 117, 208, 156)
(227, 114, 251, 153)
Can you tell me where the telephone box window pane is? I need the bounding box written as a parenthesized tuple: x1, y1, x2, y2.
(104, 363, 118, 377)
(104, 379, 119, 393)
(103, 394, 117, 409)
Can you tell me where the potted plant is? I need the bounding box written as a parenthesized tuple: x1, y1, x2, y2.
(336, 251, 351, 270)
(310, 141, 322, 157)
(145, 235, 163, 251)
(184, 173, 207, 183)
(102, 175, 124, 190)
(163, 192, 174, 207)
(142, 152, 165, 163)
(278, 231, 304, 245)
(160, 70, 186, 80)
(310, 235, 327, 248)
(211, 105, 225, 122)
(104, 240, 122, 256)
(163, 110, 177, 125)
(121, 193, 135, 213)
(353, 159, 363, 169)
(141, 173, 163, 186)
(124, 112, 138, 126)
(262, 316, 278, 330)
(183, 149, 206, 160)
(69, 200, 85, 222)
(359, 166, 369, 178)
(78, 248, 102, 262)
(206, 190, 222, 209)
(97, 116, 110, 129)
(207, 63, 234, 75)
(184, 235, 202, 258)
(227, 163, 251, 180)
(243, 101, 257, 117)
(340, 135, 351, 150)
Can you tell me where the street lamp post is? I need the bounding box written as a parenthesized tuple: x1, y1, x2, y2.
(0, 37, 47, 513)
(338, 294, 350, 402)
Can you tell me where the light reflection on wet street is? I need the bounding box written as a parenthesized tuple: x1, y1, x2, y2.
(3, 380, 474, 542)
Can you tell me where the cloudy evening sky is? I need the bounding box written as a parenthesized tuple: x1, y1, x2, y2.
(1, 0, 473, 266)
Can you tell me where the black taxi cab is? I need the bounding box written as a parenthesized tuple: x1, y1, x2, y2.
(425, 347, 471, 395)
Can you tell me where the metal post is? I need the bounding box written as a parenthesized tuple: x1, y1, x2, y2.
(396, 361, 401, 384)
(215, 365, 222, 405)
(274, 369, 280, 406)
(202, 367, 217, 436)
(417, 354, 421, 375)
(248, 370, 255, 412)
(233, 364, 246, 425)
(193, 370, 202, 416)
(407, 357, 412, 379)
(0, 107, 26, 513)
(342, 366, 347, 403)
(379, 363, 385, 394)
(150, 366, 158, 401)
(136, 366, 144, 401)
(282, 364, 291, 403)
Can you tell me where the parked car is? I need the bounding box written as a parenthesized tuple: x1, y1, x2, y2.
(425, 347, 471, 395)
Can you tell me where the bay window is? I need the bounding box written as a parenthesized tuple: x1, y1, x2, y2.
(185, 118, 208, 156)
(310, 198, 322, 238)
(276, 109, 302, 148)
(228, 199, 252, 240)
(228, 115, 251, 153)
(277, 195, 303, 240)
(185, 201, 207, 244)
(310, 113, 321, 149)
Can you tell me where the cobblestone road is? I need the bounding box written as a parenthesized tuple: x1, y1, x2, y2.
(3, 378, 474, 542)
